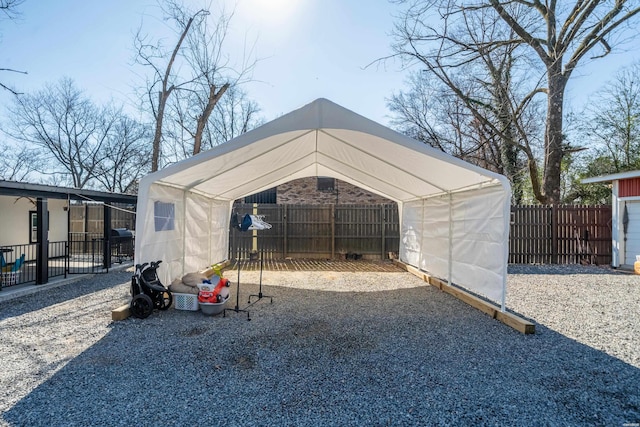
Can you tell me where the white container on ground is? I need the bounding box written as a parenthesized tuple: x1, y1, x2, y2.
(173, 292, 199, 311)
(199, 296, 228, 315)
(1, 271, 20, 287)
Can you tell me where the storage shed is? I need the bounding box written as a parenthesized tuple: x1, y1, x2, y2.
(134, 99, 512, 307)
(583, 170, 640, 268)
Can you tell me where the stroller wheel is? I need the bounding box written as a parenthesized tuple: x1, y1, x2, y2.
(155, 291, 173, 311)
(130, 294, 153, 319)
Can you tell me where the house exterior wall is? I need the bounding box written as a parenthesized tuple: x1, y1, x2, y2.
(276, 177, 393, 205)
(0, 196, 68, 246)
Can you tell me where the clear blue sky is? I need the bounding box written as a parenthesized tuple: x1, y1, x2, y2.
(0, 0, 409, 125)
(0, 0, 638, 126)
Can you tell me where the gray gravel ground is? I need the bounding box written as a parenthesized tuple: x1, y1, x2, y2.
(0, 264, 639, 426)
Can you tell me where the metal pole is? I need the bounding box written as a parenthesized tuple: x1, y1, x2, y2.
(331, 204, 335, 259)
(35, 198, 49, 285)
(381, 204, 386, 259)
(283, 205, 288, 258)
(103, 203, 112, 271)
(448, 193, 453, 287)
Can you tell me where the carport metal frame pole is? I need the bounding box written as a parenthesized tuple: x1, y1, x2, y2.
(501, 196, 510, 313)
(448, 193, 453, 288)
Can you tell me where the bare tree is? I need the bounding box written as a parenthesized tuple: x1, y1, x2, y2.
(562, 61, 640, 204)
(391, 0, 640, 204)
(389, 67, 541, 204)
(581, 62, 640, 172)
(0, 0, 27, 95)
(389, 72, 478, 156)
(6, 78, 115, 188)
(93, 113, 151, 193)
(182, 7, 231, 155)
(135, 0, 256, 170)
(389, 5, 541, 203)
(0, 0, 23, 18)
(162, 86, 263, 163)
(0, 141, 43, 181)
(203, 86, 262, 148)
(134, 3, 207, 171)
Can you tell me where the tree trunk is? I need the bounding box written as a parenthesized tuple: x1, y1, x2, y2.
(542, 68, 568, 205)
(148, 13, 200, 172)
(151, 91, 169, 172)
(193, 83, 230, 155)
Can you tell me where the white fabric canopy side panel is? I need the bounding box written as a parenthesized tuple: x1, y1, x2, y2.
(400, 184, 509, 304)
(449, 185, 509, 303)
(183, 192, 214, 276)
(134, 183, 186, 287)
(400, 201, 423, 266)
(401, 197, 450, 279)
(209, 200, 231, 266)
(419, 196, 451, 278)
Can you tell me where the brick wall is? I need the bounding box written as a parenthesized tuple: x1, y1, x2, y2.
(276, 177, 393, 204)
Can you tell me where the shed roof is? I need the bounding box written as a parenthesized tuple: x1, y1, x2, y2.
(582, 170, 640, 184)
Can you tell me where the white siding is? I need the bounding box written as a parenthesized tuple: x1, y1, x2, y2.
(0, 196, 68, 246)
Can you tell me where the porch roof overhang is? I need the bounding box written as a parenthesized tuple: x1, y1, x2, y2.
(0, 180, 137, 204)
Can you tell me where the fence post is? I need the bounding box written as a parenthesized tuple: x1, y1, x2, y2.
(551, 204, 558, 264)
(381, 204, 386, 259)
(283, 204, 288, 258)
(331, 204, 335, 259)
(103, 204, 112, 270)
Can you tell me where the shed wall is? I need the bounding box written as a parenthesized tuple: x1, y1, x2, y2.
(619, 178, 640, 197)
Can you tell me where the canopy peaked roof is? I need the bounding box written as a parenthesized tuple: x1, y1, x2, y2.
(136, 98, 512, 307)
(145, 98, 507, 202)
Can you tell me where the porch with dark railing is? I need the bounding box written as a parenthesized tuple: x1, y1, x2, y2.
(0, 235, 134, 289)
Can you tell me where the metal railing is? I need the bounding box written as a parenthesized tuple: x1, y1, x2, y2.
(0, 243, 37, 288)
(0, 234, 135, 289)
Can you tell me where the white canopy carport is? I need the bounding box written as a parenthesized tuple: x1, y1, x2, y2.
(135, 98, 511, 308)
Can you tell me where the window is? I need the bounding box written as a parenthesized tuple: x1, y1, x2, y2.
(317, 177, 335, 192)
(29, 211, 49, 243)
(244, 188, 277, 204)
(154, 201, 175, 231)
(30, 211, 37, 243)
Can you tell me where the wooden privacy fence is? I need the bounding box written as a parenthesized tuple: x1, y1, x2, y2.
(509, 205, 612, 265)
(230, 204, 400, 260)
(64, 202, 612, 264)
(69, 203, 136, 234)
(231, 203, 612, 265)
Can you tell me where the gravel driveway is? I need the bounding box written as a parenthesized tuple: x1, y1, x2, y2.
(0, 263, 639, 426)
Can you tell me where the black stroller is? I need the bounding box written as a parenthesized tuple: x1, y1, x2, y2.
(130, 260, 173, 319)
